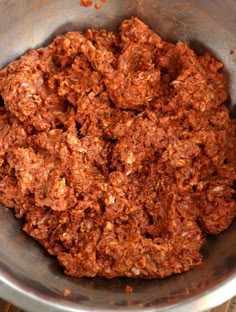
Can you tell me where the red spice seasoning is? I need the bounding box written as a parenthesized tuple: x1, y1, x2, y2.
(80, 0, 93, 7)
(125, 285, 133, 293)
(95, 3, 101, 10)
(63, 289, 71, 296)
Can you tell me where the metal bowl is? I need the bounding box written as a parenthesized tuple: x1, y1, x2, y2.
(0, 1, 235, 311)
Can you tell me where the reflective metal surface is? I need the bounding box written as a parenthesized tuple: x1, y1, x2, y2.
(0, 1, 235, 311)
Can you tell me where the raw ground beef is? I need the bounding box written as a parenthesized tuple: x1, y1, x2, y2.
(0, 17, 235, 279)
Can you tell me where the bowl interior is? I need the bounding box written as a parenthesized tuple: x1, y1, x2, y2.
(0, 1, 236, 311)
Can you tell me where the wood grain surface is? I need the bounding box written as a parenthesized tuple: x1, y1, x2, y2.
(0, 296, 236, 312)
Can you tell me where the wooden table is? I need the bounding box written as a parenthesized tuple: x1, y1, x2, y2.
(0, 296, 236, 312)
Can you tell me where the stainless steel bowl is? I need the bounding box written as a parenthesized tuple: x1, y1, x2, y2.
(0, 1, 236, 311)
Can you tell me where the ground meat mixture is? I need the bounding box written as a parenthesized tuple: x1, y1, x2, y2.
(0, 17, 235, 279)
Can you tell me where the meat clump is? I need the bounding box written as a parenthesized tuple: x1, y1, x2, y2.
(0, 17, 235, 279)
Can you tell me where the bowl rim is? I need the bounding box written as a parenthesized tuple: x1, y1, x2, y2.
(0, 266, 236, 312)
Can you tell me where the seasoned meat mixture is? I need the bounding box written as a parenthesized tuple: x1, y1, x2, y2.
(0, 17, 235, 279)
